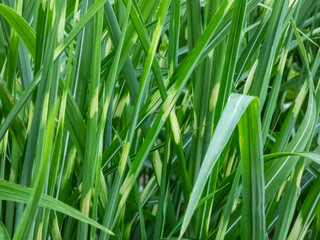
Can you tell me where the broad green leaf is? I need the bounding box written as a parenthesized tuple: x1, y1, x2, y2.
(238, 95, 265, 239)
(0, 4, 35, 57)
(0, 221, 10, 240)
(179, 94, 259, 238)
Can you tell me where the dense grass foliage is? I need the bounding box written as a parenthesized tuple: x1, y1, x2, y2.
(0, 0, 320, 239)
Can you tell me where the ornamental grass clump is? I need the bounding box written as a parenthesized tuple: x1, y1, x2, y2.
(0, 0, 320, 239)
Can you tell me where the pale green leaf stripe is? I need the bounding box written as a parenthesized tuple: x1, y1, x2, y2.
(179, 94, 257, 238)
(0, 180, 113, 235)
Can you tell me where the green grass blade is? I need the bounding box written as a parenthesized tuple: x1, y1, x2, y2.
(0, 180, 113, 235)
(179, 94, 257, 238)
(0, 4, 35, 57)
(238, 95, 265, 239)
(0, 221, 10, 240)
